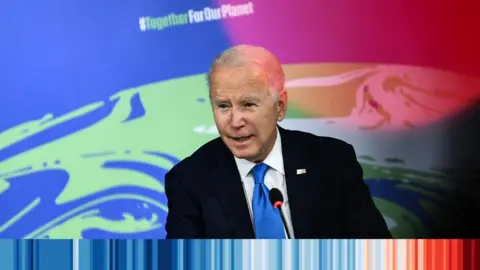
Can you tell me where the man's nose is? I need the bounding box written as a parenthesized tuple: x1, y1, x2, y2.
(230, 109, 246, 128)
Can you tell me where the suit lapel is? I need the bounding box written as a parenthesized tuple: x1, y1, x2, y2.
(279, 127, 315, 238)
(212, 143, 255, 238)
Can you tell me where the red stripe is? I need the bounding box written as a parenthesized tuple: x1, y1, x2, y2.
(471, 240, 475, 270)
(464, 240, 472, 270)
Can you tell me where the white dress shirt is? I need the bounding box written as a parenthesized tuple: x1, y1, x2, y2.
(233, 128, 295, 239)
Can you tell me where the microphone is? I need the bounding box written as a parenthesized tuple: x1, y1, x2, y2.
(269, 188, 291, 239)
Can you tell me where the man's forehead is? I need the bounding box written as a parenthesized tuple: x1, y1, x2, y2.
(211, 66, 267, 87)
(210, 89, 265, 101)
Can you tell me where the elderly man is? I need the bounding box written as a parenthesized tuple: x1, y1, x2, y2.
(164, 44, 392, 239)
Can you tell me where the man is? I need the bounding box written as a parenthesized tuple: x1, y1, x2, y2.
(164, 44, 392, 239)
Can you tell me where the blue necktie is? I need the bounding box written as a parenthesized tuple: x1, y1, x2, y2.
(251, 163, 285, 239)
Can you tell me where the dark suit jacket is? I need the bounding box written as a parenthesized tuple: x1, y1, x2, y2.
(164, 126, 392, 239)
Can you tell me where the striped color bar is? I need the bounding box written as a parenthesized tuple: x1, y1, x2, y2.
(0, 240, 478, 270)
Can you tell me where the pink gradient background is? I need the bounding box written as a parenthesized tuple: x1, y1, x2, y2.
(216, 0, 480, 129)
(217, 0, 480, 76)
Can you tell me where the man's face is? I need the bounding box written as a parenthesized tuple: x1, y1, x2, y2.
(209, 65, 287, 162)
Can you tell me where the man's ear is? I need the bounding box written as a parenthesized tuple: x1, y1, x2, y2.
(277, 89, 288, 121)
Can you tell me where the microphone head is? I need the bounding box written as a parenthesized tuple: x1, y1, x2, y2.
(269, 188, 284, 209)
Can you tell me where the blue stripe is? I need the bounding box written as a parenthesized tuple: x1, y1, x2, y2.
(347, 240, 351, 270)
(232, 240, 239, 270)
(158, 240, 172, 270)
(24, 241, 29, 270)
(294, 240, 299, 269)
(79, 240, 91, 270)
(151, 239, 158, 270)
(351, 240, 355, 270)
(129, 241, 134, 270)
(0, 240, 15, 270)
(135, 240, 143, 270)
(107, 240, 112, 270)
(143, 240, 150, 270)
(37, 240, 72, 270)
(170, 240, 176, 270)
(92, 240, 105, 270)
(35, 241, 40, 270)
(276, 240, 281, 270)
(16, 241, 20, 270)
(20, 240, 25, 270)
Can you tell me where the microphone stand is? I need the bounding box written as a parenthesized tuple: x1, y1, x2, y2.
(277, 206, 291, 239)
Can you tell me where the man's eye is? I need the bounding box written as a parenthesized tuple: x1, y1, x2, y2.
(245, 103, 256, 107)
(218, 104, 229, 109)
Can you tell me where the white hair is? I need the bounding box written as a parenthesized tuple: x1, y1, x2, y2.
(207, 45, 285, 101)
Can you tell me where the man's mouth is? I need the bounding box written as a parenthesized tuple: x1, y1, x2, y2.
(231, 136, 252, 142)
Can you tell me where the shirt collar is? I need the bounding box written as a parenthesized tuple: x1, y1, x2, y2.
(234, 127, 285, 181)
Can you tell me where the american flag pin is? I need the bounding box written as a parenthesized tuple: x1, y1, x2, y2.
(296, 169, 306, 175)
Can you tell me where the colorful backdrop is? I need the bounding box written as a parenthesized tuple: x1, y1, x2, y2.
(0, 0, 479, 239)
